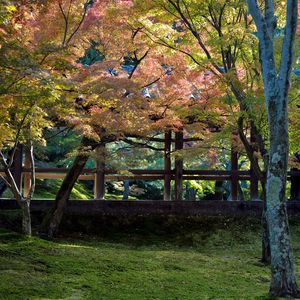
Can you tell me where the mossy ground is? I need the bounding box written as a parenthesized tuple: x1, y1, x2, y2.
(1, 216, 300, 299)
(1, 179, 137, 200)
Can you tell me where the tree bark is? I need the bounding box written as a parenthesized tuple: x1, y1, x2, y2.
(41, 137, 98, 237)
(94, 144, 106, 200)
(261, 183, 271, 264)
(246, 0, 299, 295)
(47, 153, 89, 237)
(267, 159, 298, 296)
(266, 94, 299, 296)
(21, 200, 31, 236)
(163, 131, 172, 201)
(175, 129, 183, 201)
(0, 143, 34, 236)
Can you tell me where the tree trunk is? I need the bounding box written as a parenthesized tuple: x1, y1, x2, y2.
(261, 208, 270, 264)
(0, 143, 34, 236)
(47, 153, 89, 237)
(214, 181, 224, 200)
(267, 168, 298, 296)
(237, 117, 271, 263)
(94, 144, 106, 200)
(245, 0, 299, 293)
(175, 130, 183, 201)
(21, 200, 31, 236)
(40, 137, 97, 237)
(163, 131, 172, 201)
(266, 94, 299, 296)
(267, 202, 298, 295)
(261, 183, 271, 264)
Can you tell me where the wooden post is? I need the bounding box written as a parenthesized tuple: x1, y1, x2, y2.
(231, 134, 238, 201)
(23, 146, 31, 197)
(12, 143, 23, 192)
(250, 125, 259, 200)
(175, 129, 184, 201)
(164, 131, 171, 201)
(94, 143, 105, 200)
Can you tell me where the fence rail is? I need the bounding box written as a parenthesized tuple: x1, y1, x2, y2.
(1, 129, 300, 201)
(1, 167, 300, 200)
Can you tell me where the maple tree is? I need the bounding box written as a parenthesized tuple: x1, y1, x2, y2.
(0, 1, 267, 236)
(0, 0, 125, 236)
(0, 0, 299, 297)
(127, 0, 299, 256)
(126, 0, 299, 296)
(128, 0, 272, 264)
(25, 0, 228, 236)
(0, 1, 69, 235)
(0, 0, 105, 235)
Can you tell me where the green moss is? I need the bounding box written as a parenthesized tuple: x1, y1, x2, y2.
(103, 193, 138, 200)
(2, 218, 300, 299)
(2, 179, 137, 200)
(33, 179, 93, 200)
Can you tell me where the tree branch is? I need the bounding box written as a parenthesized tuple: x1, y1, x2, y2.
(59, 2, 69, 46)
(65, 0, 88, 46)
(123, 138, 165, 151)
(0, 151, 22, 204)
(247, 0, 266, 32)
(26, 142, 35, 200)
(237, 116, 264, 181)
(278, 0, 298, 94)
(264, 0, 275, 34)
(128, 49, 150, 79)
(167, 0, 222, 73)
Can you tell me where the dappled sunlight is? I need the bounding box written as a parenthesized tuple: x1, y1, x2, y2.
(0, 0, 299, 298)
(58, 243, 95, 250)
(0, 222, 276, 299)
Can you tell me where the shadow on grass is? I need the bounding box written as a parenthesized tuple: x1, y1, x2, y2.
(0, 228, 29, 244)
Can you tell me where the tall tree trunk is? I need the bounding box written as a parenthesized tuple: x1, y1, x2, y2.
(40, 137, 97, 237)
(267, 162, 298, 296)
(266, 94, 299, 296)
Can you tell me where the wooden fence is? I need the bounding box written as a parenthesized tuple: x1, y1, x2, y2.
(1, 131, 300, 201)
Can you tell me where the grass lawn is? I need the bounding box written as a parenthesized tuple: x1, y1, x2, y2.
(1, 217, 300, 300)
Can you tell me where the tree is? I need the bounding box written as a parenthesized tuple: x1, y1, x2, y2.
(36, 0, 268, 235)
(247, 0, 299, 297)
(0, 142, 34, 236)
(130, 0, 272, 263)
(35, 0, 220, 236)
(0, 0, 81, 235)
